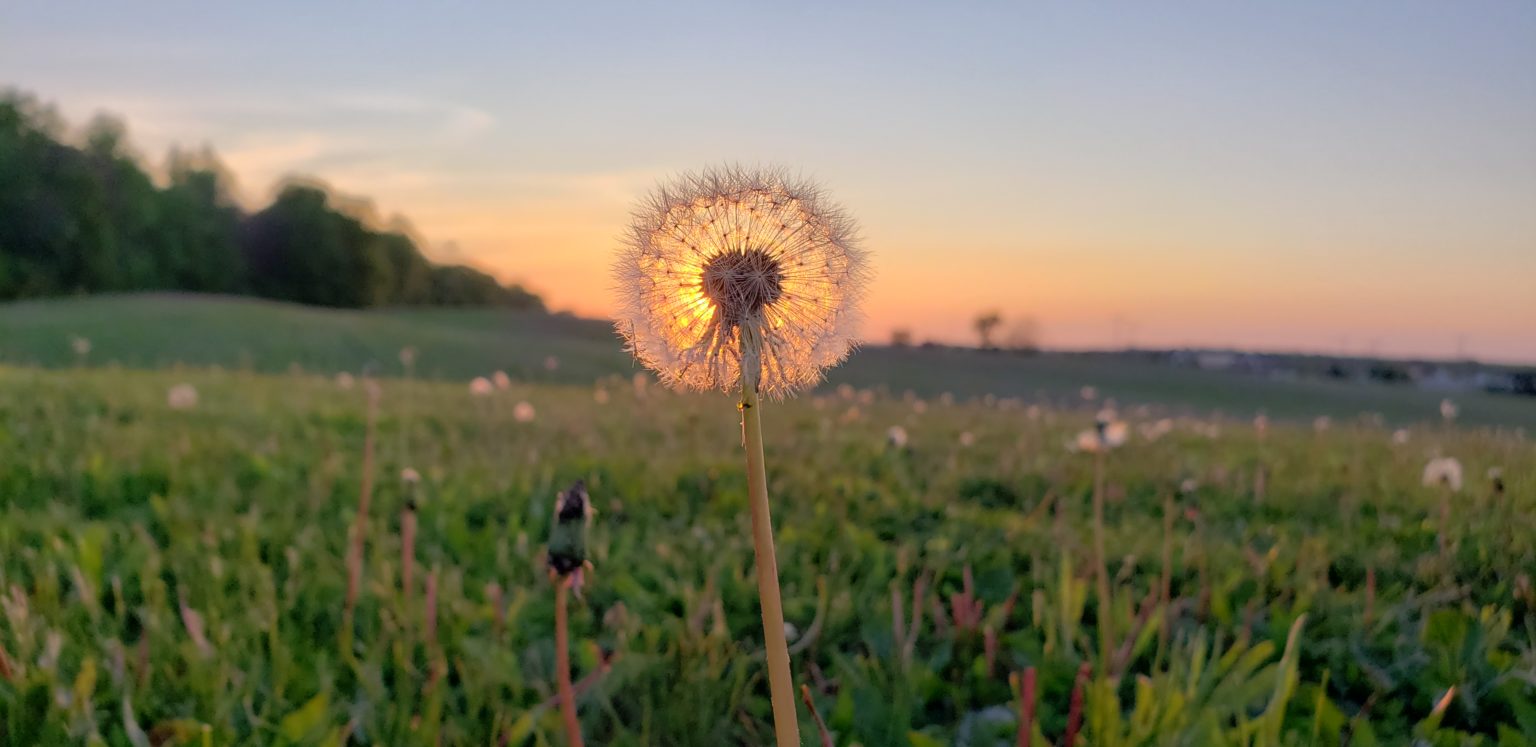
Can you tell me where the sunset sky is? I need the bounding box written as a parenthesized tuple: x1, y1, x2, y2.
(4, 2, 1533, 362)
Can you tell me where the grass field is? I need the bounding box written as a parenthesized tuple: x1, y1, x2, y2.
(1, 358, 1532, 744)
(3, 293, 1534, 430)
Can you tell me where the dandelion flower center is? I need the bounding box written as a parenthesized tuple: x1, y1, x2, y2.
(701, 248, 786, 325)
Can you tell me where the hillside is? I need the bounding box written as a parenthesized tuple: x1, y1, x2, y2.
(2, 293, 1532, 429)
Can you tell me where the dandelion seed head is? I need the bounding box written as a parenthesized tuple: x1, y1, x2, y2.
(469, 377, 494, 396)
(613, 165, 869, 397)
(886, 425, 908, 449)
(167, 383, 198, 410)
(1422, 456, 1463, 492)
(492, 370, 512, 390)
(1440, 398, 1458, 422)
(1074, 413, 1128, 453)
(1102, 420, 1129, 448)
(513, 401, 536, 422)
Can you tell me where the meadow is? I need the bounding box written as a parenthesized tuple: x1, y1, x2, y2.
(1, 347, 1533, 744)
(4, 294, 1534, 431)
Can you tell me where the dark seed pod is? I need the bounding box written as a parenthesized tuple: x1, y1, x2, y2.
(547, 480, 591, 577)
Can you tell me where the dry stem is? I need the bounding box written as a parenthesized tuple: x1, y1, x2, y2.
(740, 326, 800, 747)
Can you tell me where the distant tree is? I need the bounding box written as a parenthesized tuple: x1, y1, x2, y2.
(0, 88, 546, 310)
(240, 184, 388, 307)
(429, 264, 543, 309)
(974, 310, 1002, 349)
(375, 231, 435, 305)
(158, 145, 245, 292)
(891, 328, 913, 347)
(1004, 315, 1041, 353)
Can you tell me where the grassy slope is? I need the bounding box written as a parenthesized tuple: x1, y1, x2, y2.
(2, 292, 1533, 428)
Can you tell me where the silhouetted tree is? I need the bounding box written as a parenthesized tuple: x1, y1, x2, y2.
(1004, 315, 1040, 353)
(974, 310, 1002, 349)
(0, 88, 545, 309)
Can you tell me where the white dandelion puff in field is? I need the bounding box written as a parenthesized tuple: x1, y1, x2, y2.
(1073, 415, 1128, 453)
(335, 372, 355, 390)
(886, 425, 909, 449)
(400, 467, 421, 485)
(836, 383, 856, 400)
(544, 355, 560, 372)
(1422, 457, 1463, 492)
(1253, 414, 1269, 438)
(1439, 398, 1458, 423)
(1391, 428, 1411, 445)
(613, 165, 869, 397)
(513, 401, 536, 423)
(1139, 418, 1174, 442)
(493, 370, 512, 390)
(469, 377, 494, 397)
(70, 336, 92, 357)
(167, 383, 198, 410)
(399, 346, 417, 368)
(958, 431, 976, 448)
(939, 392, 955, 407)
(911, 399, 928, 414)
(1080, 386, 1098, 401)
(593, 387, 610, 405)
(1313, 416, 1332, 433)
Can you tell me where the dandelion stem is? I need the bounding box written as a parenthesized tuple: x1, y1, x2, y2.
(401, 505, 416, 632)
(341, 384, 379, 654)
(1091, 450, 1114, 671)
(554, 580, 584, 747)
(1159, 490, 1174, 648)
(1014, 666, 1036, 747)
(800, 684, 834, 747)
(1063, 661, 1091, 747)
(740, 327, 800, 747)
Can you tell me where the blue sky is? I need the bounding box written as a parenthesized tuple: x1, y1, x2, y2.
(4, 2, 1534, 361)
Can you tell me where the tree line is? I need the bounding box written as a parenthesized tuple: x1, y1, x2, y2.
(0, 90, 542, 310)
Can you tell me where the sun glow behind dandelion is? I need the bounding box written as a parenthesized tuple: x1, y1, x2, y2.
(614, 166, 869, 396)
